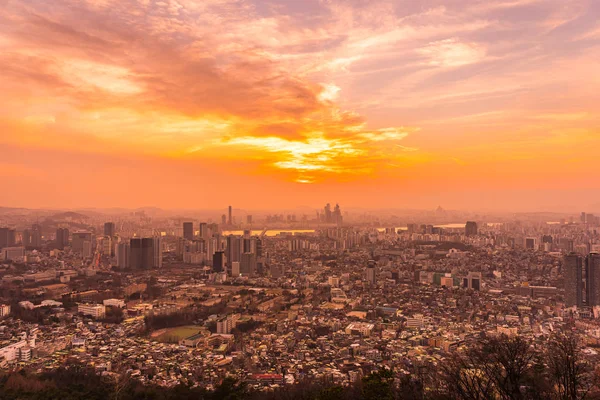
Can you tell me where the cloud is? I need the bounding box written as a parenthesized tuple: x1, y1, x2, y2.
(0, 0, 599, 206)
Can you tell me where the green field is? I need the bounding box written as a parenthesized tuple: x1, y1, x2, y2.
(154, 325, 203, 343)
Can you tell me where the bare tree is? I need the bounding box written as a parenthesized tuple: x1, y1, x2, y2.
(546, 333, 595, 400)
(439, 351, 496, 400)
(475, 335, 537, 400)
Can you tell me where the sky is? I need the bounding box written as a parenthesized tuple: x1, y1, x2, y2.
(1, 0, 599, 212)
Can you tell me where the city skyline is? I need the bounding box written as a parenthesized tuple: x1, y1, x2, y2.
(1, 0, 600, 211)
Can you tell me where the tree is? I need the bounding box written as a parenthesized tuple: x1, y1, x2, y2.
(546, 332, 596, 400)
(360, 369, 395, 400)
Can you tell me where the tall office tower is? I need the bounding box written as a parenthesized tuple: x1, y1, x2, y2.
(206, 237, 217, 262)
(221, 214, 227, 225)
(116, 242, 130, 268)
(564, 253, 584, 307)
(243, 236, 256, 254)
(55, 228, 70, 250)
(82, 240, 93, 259)
(246, 215, 253, 224)
(0, 227, 16, 249)
(129, 237, 162, 269)
(333, 203, 343, 225)
(228, 205, 233, 225)
(581, 212, 587, 223)
(255, 238, 263, 257)
(101, 236, 112, 255)
(212, 251, 225, 272)
(72, 231, 93, 255)
(465, 221, 478, 236)
(366, 262, 376, 285)
(240, 252, 257, 276)
(30, 224, 43, 248)
(586, 253, 600, 306)
(324, 203, 332, 223)
(22, 230, 31, 247)
(175, 237, 186, 260)
(153, 237, 163, 269)
(103, 222, 115, 237)
(226, 235, 242, 267)
(183, 222, 194, 241)
(129, 238, 141, 269)
(199, 223, 209, 240)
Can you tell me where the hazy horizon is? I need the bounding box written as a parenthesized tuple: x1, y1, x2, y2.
(2, 0, 600, 212)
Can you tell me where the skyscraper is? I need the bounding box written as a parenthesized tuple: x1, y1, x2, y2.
(183, 222, 194, 241)
(55, 228, 69, 250)
(586, 253, 600, 306)
(366, 260, 376, 285)
(116, 242, 130, 268)
(564, 253, 583, 307)
(228, 205, 232, 225)
(213, 251, 225, 273)
(30, 224, 42, 248)
(129, 237, 162, 269)
(0, 227, 16, 249)
(199, 223, 209, 240)
(465, 221, 478, 236)
(72, 231, 93, 255)
(240, 252, 257, 276)
(226, 235, 242, 267)
(104, 222, 115, 237)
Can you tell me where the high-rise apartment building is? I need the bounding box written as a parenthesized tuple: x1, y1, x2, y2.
(212, 251, 225, 272)
(183, 222, 194, 241)
(116, 242, 130, 268)
(24, 224, 43, 248)
(72, 231, 93, 256)
(465, 221, 478, 236)
(587, 253, 600, 306)
(129, 237, 162, 269)
(199, 223, 209, 240)
(565, 253, 583, 307)
(226, 235, 242, 267)
(104, 222, 115, 237)
(0, 228, 16, 249)
(240, 252, 256, 276)
(55, 228, 69, 250)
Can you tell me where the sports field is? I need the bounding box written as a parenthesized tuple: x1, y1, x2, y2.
(153, 325, 203, 343)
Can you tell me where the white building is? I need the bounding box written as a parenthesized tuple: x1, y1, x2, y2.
(406, 314, 425, 329)
(103, 299, 126, 308)
(0, 332, 36, 362)
(345, 322, 374, 337)
(328, 276, 340, 287)
(0, 304, 10, 318)
(77, 303, 106, 319)
(217, 314, 241, 334)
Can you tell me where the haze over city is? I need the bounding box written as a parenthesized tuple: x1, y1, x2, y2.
(3, 1, 600, 399)
(2, 0, 600, 211)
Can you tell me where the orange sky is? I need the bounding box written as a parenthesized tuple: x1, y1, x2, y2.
(1, 0, 600, 211)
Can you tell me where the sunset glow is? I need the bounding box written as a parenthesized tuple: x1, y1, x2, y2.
(1, 0, 599, 210)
